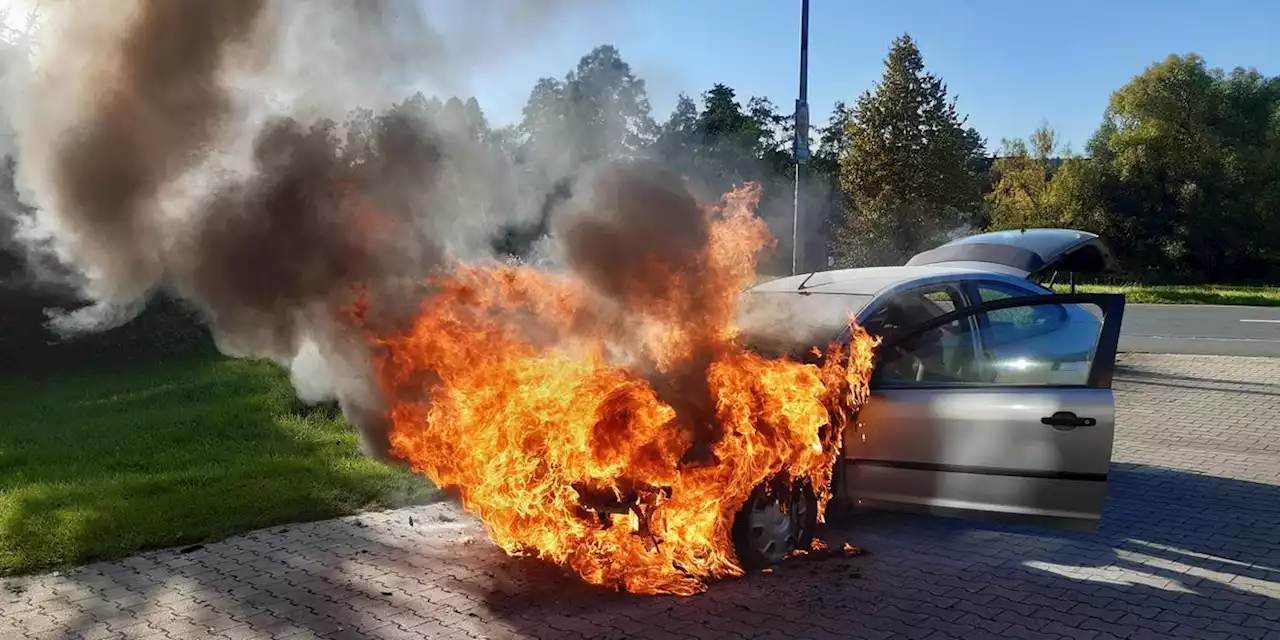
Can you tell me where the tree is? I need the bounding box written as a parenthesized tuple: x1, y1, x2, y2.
(834, 34, 986, 266)
(339, 92, 496, 166)
(493, 46, 659, 258)
(0, 157, 29, 281)
(1042, 156, 1112, 235)
(435, 96, 491, 143)
(653, 93, 699, 163)
(987, 124, 1061, 229)
(799, 102, 855, 271)
(648, 84, 799, 272)
(686, 84, 789, 188)
(1088, 54, 1280, 279)
(652, 85, 791, 186)
(745, 96, 793, 178)
(986, 124, 1114, 235)
(518, 45, 657, 173)
(811, 101, 851, 179)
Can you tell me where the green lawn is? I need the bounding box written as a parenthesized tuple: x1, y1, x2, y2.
(1049, 282, 1280, 306)
(0, 355, 436, 576)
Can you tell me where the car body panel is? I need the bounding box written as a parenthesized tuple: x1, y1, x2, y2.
(743, 269, 1049, 347)
(846, 388, 1114, 527)
(842, 293, 1125, 530)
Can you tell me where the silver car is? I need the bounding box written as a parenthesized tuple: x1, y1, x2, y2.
(732, 228, 1125, 567)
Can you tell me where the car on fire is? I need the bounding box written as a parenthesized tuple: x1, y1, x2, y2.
(732, 228, 1125, 567)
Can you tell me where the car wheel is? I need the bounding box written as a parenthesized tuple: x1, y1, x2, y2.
(732, 480, 818, 570)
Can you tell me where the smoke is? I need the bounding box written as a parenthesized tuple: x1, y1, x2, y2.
(554, 163, 774, 462)
(559, 163, 711, 325)
(0, 0, 616, 454)
(3, 0, 774, 464)
(0, 0, 647, 460)
(11, 1, 264, 304)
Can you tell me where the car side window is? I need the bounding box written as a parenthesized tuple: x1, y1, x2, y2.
(976, 282, 1069, 346)
(863, 285, 964, 336)
(868, 285, 978, 384)
(878, 298, 1105, 387)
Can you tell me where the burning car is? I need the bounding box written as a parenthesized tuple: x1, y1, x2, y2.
(733, 228, 1125, 567)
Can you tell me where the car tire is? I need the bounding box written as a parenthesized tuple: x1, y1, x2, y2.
(732, 479, 818, 570)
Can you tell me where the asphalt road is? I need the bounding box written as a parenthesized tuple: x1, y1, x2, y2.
(1121, 303, 1280, 356)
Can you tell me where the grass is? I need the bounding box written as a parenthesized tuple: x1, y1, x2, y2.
(1048, 282, 1280, 306)
(0, 355, 437, 576)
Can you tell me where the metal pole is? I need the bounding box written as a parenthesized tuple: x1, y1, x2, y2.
(792, 0, 810, 275)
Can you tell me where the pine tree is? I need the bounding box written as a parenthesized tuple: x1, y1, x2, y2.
(834, 34, 985, 266)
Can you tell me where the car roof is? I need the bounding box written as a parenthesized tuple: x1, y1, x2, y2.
(738, 265, 1049, 352)
(748, 265, 1007, 297)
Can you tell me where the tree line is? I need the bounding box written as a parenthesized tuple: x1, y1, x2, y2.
(5, 35, 1279, 292)
(497, 36, 1280, 282)
(392, 36, 1279, 282)
(842, 37, 1279, 282)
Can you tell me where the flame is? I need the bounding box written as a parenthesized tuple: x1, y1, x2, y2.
(363, 183, 879, 595)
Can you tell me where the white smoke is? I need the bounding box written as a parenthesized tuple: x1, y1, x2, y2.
(0, 0, 636, 458)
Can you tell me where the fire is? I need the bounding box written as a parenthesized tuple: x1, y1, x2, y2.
(363, 183, 879, 595)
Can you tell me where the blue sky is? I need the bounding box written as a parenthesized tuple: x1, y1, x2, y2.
(460, 0, 1279, 152)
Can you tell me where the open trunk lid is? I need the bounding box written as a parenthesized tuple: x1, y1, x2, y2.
(905, 228, 1119, 279)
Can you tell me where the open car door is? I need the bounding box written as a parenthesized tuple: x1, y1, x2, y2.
(842, 293, 1125, 531)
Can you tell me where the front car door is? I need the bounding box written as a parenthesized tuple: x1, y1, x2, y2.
(842, 293, 1125, 530)
(966, 280, 1105, 385)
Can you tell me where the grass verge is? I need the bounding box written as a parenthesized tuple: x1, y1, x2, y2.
(1049, 283, 1280, 306)
(0, 355, 437, 576)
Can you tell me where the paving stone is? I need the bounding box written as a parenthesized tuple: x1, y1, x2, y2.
(2, 354, 1279, 639)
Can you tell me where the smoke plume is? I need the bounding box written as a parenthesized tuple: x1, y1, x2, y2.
(555, 162, 728, 456)
(18, 0, 262, 303)
(2, 0, 767, 462)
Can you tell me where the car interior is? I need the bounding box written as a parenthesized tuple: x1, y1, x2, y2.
(863, 286, 983, 383)
(975, 283, 1071, 347)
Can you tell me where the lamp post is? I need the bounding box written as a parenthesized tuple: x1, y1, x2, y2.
(792, 0, 810, 275)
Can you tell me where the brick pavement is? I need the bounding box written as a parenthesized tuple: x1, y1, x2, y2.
(3, 353, 1279, 640)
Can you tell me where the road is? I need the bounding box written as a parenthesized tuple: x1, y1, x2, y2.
(3, 353, 1279, 639)
(1121, 303, 1280, 357)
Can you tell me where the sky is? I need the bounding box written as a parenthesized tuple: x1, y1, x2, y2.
(452, 0, 1280, 152)
(3, 0, 1277, 152)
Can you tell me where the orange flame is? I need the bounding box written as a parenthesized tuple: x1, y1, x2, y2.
(364, 183, 879, 595)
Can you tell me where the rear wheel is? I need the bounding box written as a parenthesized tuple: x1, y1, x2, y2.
(732, 480, 818, 570)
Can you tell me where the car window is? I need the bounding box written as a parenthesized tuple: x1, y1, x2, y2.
(863, 285, 965, 337)
(923, 290, 956, 312)
(866, 284, 976, 383)
(975, 282, 1069, 346)
(877, 299, 1105, 386)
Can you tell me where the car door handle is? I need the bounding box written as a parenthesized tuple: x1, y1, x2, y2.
(1041, 412, 1096, 428)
